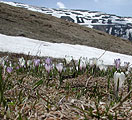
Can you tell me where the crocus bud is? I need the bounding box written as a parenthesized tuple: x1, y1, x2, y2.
(80, 61, 86, 70)
(114, 59, 121, 70)
(124, 62, 130, 68)
(34, 59, 40, 67)
(0, 57, 4, 66)
(125, 71, 129, 75)
(85, 57, 89, 65)
(56, 63, 63, 73)
(19, 57, 25, 67)
(0, 56, 8, 66)
(7, 67, 13, 73)
(45, 64, 52, 73)
(45, 58, 51, 65)
(128, 67, 131, 72)
(16, 66, 20, 70)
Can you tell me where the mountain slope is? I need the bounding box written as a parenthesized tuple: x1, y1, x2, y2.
(0, 2, 132, 55)
(1, 1, 132, 41)
(0, 33, 132, 65)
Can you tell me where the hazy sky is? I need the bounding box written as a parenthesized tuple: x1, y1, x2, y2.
(2, 0, 132, 17)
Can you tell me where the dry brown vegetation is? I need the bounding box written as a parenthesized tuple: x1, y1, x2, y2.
(0, 53, 132, 119)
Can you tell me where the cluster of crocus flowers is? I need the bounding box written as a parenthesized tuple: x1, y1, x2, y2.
(113, 58, 130, 97)
(114, 71, 126, 95)
(74, 57, 108, 72)
(74, 57, 86, 71)
(89, 58, 107, 72)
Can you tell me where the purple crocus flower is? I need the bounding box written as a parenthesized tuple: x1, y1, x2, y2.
(114, 59, 121, 70)
(7, 67, 13, 73)
(45, 58, 51, 65)
(16, 66, 20, 70)
(45, 64, 52, 73)
(34, 59, 40, 67)
(56, 63, 63, 73)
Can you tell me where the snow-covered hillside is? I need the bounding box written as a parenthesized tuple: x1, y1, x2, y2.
(0, 33, 132, 66)
(1, 1, 132, 41)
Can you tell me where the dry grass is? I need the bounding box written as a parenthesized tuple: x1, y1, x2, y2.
(0, 54, 132, 120)
(0, 73, 132, 119)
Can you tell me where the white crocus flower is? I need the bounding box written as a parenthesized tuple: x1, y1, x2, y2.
(9, 61, 12, 67)
(124, 62, 130, 68)
(19, 57, 25, 67)
(114, 71, 126, 91)
(96, 60, 103, 67)
(85, 57, 89, 65)
(45, 64, 52, 73)
(98, 64, 108, 71)
(89, 58, 103, 67)
(0, 56, 8, 66)
(3, 65, 7, 75)
(89, 58, 98, 66)
(27, 60, 32, 66)
(65, 55, 73, 64)
(125, 71, 129, 75)
(125, 67, 131, 75)
(80, 61, 86, 70)
(81, 57, 86, 63)
(56, 63, 63, 73)
(128, 67, 131, 72)
(76, 66, 79, 71)
(0, 57, 5, 66)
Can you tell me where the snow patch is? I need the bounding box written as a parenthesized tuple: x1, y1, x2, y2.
(0, 34, 132, 66)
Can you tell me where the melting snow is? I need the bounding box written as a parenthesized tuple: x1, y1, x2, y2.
(0, 34, 132, 66)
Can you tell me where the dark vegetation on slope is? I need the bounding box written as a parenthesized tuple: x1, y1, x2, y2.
(0, 3, 132, 55)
